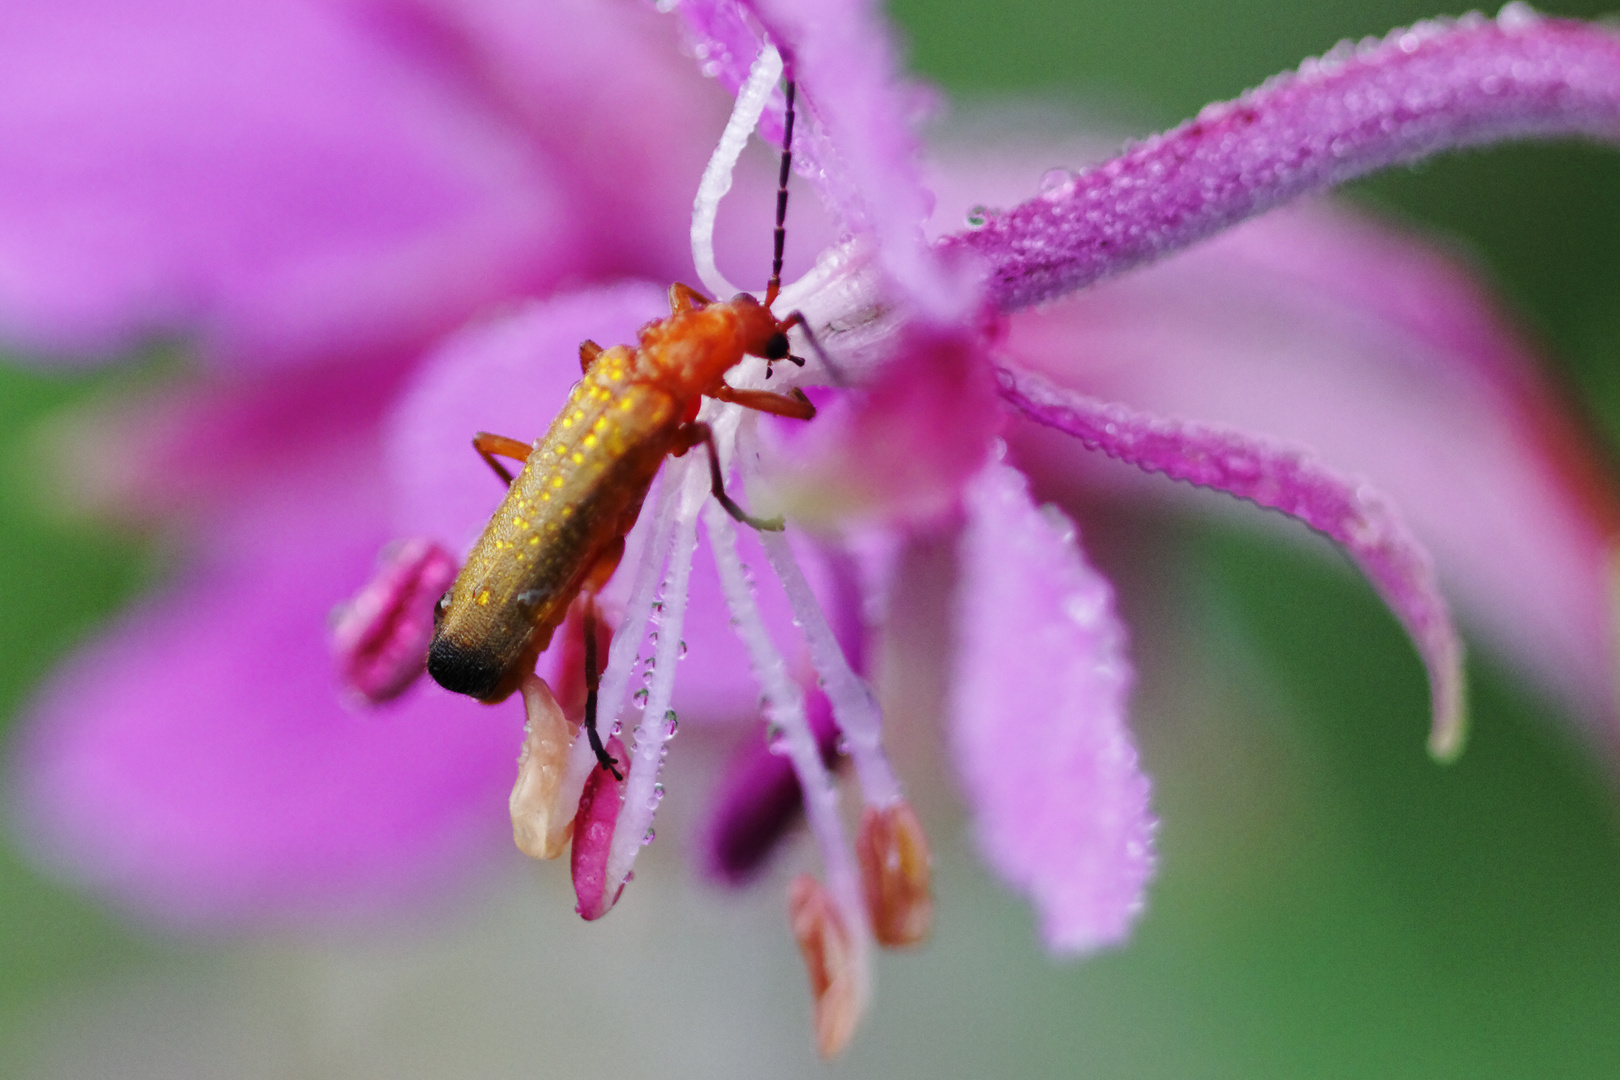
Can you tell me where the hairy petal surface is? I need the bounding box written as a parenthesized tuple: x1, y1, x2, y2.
(0, 0, 581, 369)
(1003, 203, 1619, 734)
(942, 10, 1620, 311)
(1000, 364, 1465, 758)
(951, 461, 1154, 953)
(10, 472, 514, 926)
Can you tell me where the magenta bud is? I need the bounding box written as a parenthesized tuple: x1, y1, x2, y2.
(330, 538, 458, 703)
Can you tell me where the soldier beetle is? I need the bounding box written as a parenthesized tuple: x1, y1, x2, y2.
(428, 80, 823, 778)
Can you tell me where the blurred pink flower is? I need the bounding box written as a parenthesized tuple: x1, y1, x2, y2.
(4, 0, 1620, 1040)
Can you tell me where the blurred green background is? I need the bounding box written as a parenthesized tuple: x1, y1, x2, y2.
(4, 0, 1620, 1076)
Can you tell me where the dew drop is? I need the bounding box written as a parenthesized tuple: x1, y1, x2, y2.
(678, 640, 689, 659)
(1039, 167, 1078, 193)
(642, 828, 656, 845)
(965, 205, 991, 228)
(633, 687, 650, 709)
(664, 710, 679, 736)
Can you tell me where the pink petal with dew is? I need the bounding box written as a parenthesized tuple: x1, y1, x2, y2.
(1001, 365, 1465, 760)
(386, 283, 814, 724)
(951, 461, 1155, 954)
(0, 0, 574, 368)
(1003, 203, 1619, 736)
(942, 11, 1620, 312)
(11, 473, 517, 927)
(760, 323, 1002, 529)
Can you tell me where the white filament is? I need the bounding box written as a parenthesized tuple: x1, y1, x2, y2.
(752, 490, 902, 807)
(603, 444, 711, 894)
(559, 461, 687, 819)
(702, 497, 866, 936)
(691, 44, 783, 299)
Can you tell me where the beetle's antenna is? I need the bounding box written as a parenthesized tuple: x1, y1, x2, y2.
(764, 79, 796, 310)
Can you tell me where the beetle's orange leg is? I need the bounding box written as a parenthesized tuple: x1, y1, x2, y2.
(709, 383, 817, 422)
(579, 339, 603, 374)
(578, 537, 626, 778)
(473, 432, 532, 486)
(669, 282, 714, 313)
(673, 421, 786, 531)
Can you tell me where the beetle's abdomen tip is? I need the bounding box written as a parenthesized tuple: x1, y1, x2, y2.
(427, 634, 508, 701)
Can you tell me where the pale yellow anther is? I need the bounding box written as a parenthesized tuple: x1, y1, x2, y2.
(855, 801, 933, 948)
(510, 674, 580, 860)
(788, 875, 864, 1058)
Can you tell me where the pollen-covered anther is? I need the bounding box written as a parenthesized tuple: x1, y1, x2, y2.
(787, 873, 864, 1058)
(330, 538, 458, 703)
(572, 736, 629, 921)
(510, 675, 579, 860)
(855, 800, 933, 947)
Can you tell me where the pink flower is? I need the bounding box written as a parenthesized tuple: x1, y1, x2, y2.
(7, 0, 1620, 1054)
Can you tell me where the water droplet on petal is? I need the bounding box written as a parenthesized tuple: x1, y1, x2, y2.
(1039, 166, 1078, 193)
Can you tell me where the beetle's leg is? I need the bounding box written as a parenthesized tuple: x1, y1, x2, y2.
(580, 597, 623, 780)
(709, 383, 817, 422)
(669, 282, 714, 313)
(776, 311, 847, 386)
(674, 421, 785, 532)
(579, 339, 603, 374)
(472, 432, 532, 486)
(579, 539, 626, 779)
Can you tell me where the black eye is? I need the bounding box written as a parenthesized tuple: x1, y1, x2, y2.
(762, 331, 790, 360)
(434, 589, 453, 624)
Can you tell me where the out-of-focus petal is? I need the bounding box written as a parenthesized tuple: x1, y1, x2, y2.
(1000, 364, 1465, 759)
(950, 460, 1155, 954)
(0, 0, 575, 368)
(10, 471, 516, 927)
(390, 0, 728, 286)
(1003, 203, 1620, 733)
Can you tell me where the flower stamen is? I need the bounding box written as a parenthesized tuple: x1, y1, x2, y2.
(787, 873, 866, 1059)
(510, 674, 578, 861)
(855, 801, 933, 948)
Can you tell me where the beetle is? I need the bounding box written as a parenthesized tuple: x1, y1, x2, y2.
(428, 80, 821, 778)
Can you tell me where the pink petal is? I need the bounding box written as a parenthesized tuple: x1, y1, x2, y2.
(950, 460, 1155, 954)
(10, 473, 517, 927)
(0, 0, 576, 368)
(1000, 364, 1465, 759)
(1003, 202, 1618, 735)
(940, 11, 1620, 312)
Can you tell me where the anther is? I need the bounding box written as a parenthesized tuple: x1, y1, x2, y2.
(510, 675, 579, 860)
(855, 801, 933, 947)
(330, 538, 458, 703)
(573, 736, 629, 921)
(787, 874, 864, 1058)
